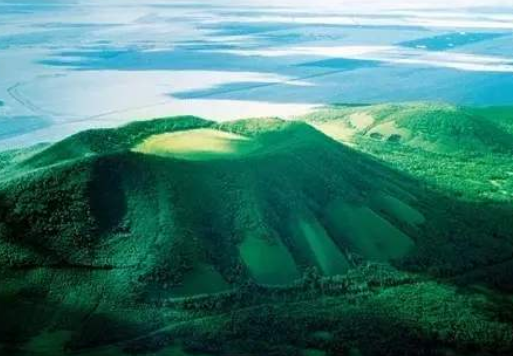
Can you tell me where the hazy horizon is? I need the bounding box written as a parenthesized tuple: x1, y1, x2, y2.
(2, 0, 513, 149)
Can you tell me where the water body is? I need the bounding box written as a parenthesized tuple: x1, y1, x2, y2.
(1, 0, 513, 149)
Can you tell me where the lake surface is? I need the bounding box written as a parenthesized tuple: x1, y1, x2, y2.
(1, 0, 513, 149)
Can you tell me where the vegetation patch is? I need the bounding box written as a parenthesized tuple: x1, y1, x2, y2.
(239, 234, 300, 285)
(326, 201, 415, 261)
(297, 220, 350, 276)
(132, 128, 261, 160)
(370, 194, 425, 226)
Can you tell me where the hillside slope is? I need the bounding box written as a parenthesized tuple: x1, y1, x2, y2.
(301, 103, 513, 202)
(0, 116, 425, 290)
(304, 103, 513, 154)
(1, 115, 513, 355)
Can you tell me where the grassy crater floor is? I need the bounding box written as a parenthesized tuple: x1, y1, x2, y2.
(133, 129, 261, 161)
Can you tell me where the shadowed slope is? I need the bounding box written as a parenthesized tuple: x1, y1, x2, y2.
(1, 114, 513, 355)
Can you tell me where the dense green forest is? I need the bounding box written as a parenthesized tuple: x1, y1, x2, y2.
(1, 104, 513, 356)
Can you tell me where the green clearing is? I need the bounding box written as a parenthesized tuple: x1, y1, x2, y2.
(171, 264, 231, 297)
(298, 220, 350, 276)
(239, 234, 300, 285)
(326, 201, 415, 261)
(24, 330, 72, 356)
(132, 128, 261, 160)
(370, 194, 425, 226)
